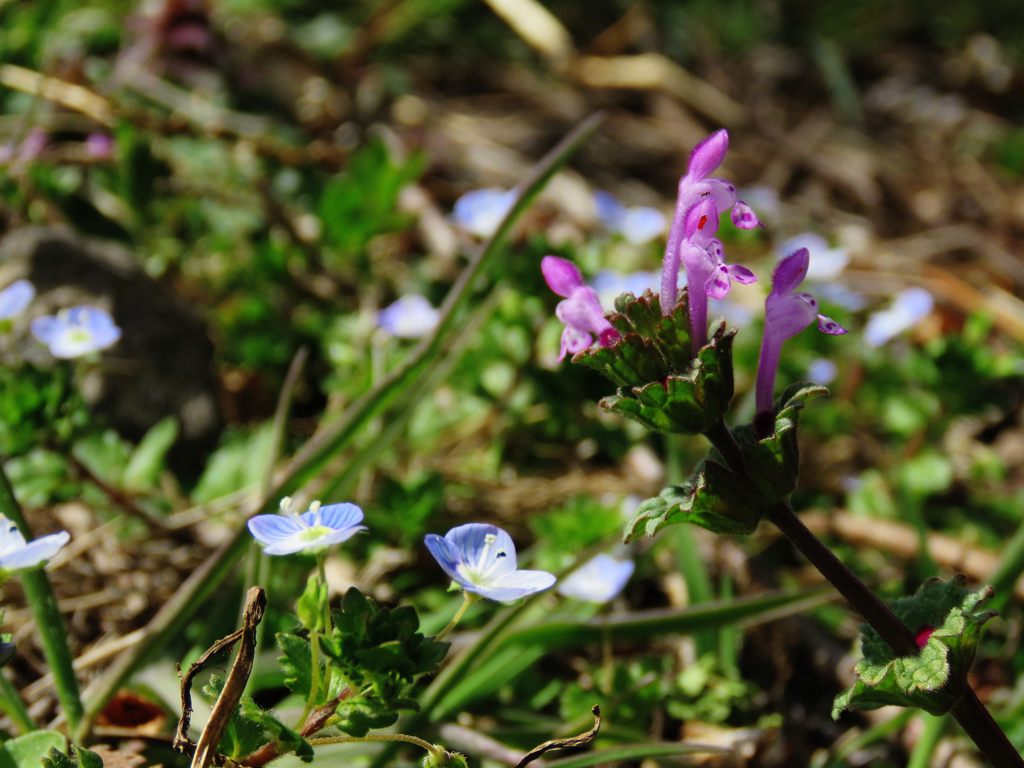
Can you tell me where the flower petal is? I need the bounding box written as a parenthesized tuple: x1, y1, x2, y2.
(424, 534, 466, 586)
(247, 514, 303, 547)
(557, 554, 634, 603)
(817, 313, 848, 335)
(772, 248, 810, 296)
(559, 327, 592, 361)
(727, 264, 757, 285)
(317, 503, 365, 531)
(766, 291, 819, 341)
(475, 569, 556, 603)
(686, 130, 729, 181)
(730, 200, 760, 229)
(0, 531, 69, 571)
(0, 280, 34, 320)
(30, 316, 61, 344)
(705, 265, 732, 300)
(542, 256, 585, 298)
(444, 523, 518, 577)
(619, 207, 667, 244)
(378, 295, 440, 339)
(593, 190, 626, 229)
(683, 198, 719, 239)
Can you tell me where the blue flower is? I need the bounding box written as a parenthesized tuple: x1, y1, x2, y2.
(377, 294, 440, 339)
(247, 499, 367, 556)
(0, 280, 35, 320)
(807, 357, 839, 386)
(424, 523, 555, 603)
(594, 191, 667, 245)
(590, 270, 660, 308)
(31, 306, 121, 359)
(556, 553, 634, 603)
(0, 515, 69, 576)
(864, 288, 934, 348)
(452, 188, 515, 238)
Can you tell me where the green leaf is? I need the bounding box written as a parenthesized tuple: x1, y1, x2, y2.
(0, 731, 65, 768)
(833, 575, 996, 718)
(238, 698, 313, 762)
(41, 745, 103, 768)
(123, 417, 178, 491)
(319, 588, 448, 736)
(297, 574, 329, 633)
(277, 632, 313, 699)
(597, 320, 736, 436)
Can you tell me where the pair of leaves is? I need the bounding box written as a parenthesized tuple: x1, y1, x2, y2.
(833, 575, 996, 718)
(625, 385, 826, 539)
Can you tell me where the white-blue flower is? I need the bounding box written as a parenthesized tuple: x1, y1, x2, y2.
(377, 294, 440, 339)
(424, 523, 555, 603)
(31, 306, 122, 359)
(0, 515, 69, 576)
(247, 499, 367, 556)
(0, 280, 35, 321)
(807, 357, 839, 386)
(594, 191, 666, 245)
(864, 287, 934, 348)
(556, 553, 634, 603)
(590, 270, 660, 308)
(452, 188, 516, 238)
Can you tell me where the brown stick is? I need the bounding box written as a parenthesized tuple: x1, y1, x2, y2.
(173, 587, 266, 767)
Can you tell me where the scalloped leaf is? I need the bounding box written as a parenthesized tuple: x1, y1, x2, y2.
(833, 575, 996, 718)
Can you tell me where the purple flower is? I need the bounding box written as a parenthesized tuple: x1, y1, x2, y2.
(85, 133, 115, 160)
(594, 191, 667, 245)
(452, 188, 515, 238)
(557, 553, 634, 603)
(378, 294, 440, 339)
(864, 288, 934, 348)
(31, 306, 121, 359)
(0, 280, 35, 321)
(247, 499, 367, 556)
(661, 130, 760, 350)
(424, 523, 555, 603)
(541, 256, 620, 361)
(755, 248, 847, 429)
(0, 515, 69, 576)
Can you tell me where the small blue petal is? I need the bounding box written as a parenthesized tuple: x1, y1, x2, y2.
(807, 358, 838, 385)
(593, 190, 626, 229)
(452, 189, 515, 238)
(248, 514, 303, 545)
(424, 533, 464, 585)
(377, 295, 440, 339)
(316, 503, 365, 530)
(0, 280, 34, 320)
(557, 553, 634, 603)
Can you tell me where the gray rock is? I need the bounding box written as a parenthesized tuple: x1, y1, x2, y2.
(0, 227, 222, 474)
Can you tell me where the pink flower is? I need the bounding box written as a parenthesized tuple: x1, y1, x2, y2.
(541, 256, 620, 361)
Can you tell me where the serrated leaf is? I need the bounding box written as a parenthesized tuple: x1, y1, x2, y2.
(41, 746, 103, 768)
(239, 698, 313, 762)
(277, 632, 313, 699)
(833, 576, 996, 718)
(1, 732, 66, 768)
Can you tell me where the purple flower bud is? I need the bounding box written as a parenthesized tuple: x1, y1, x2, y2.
(731, 201, 760, 229)
(755, 248, 847, 429)
(685, 129, 729, 182)
(541, 256, 620, 361)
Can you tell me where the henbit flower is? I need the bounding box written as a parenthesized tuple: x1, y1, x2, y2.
(593, 191, 667, 245)
(247, 498, 367, 556)
(557, 553, 635, 603)
(0, 280, 35, 321)
(0, 515, 69, 577)
(452, 188, 516, 238)
(541, 256, 620, 361)
(377, 294, 440, 339)
(31, 306, 122, 359)
(755, 248, 847, 430)
(661, 130, 760, 349)
(424, 523, 556, 604)
(864, 287, 934, 348)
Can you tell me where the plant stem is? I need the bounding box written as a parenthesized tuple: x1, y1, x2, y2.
(703, 421, 1022, 766)
(435, 592, 476, 642)
(309, 731, 444, 759)
(0, 670, 35, 734)
(908, 713, 947, 768)
(0, 463, 84, 734)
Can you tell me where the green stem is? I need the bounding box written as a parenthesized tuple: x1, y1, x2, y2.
(0, 670, 35, 734)
(0, 463, 83, 734)
(435, 592, 476, 642)
(309, 732, 443, 760)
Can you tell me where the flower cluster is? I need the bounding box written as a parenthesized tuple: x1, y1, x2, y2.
(541, 256, 620, 361)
